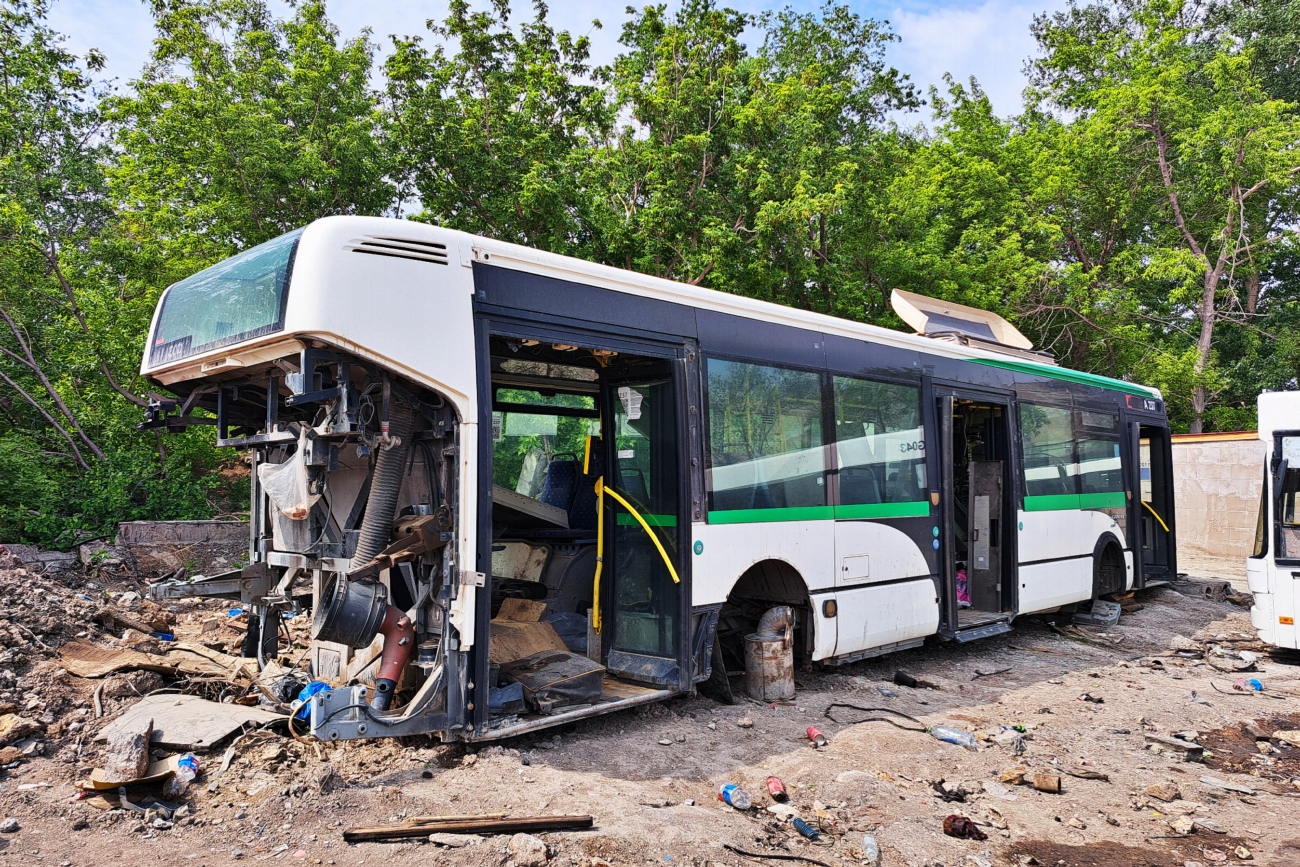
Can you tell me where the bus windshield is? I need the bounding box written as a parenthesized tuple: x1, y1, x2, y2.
(150, 228, 303, 366)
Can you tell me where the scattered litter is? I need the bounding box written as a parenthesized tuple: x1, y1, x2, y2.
(929, 725, 977, 749)
(894, 670, 939, 689)
(722, 843, 831, 867)
(791, 817, 822, 842)
(823, 703, 926, 731)
(942, 814, 988, 840)
(992, 729, 1027, 755)
(876, 686, 896, 698)
(718, 783, 752, 809)
(767, 803, 799, 821)
(766, 776, 788, 802)
(1077, 692, 1104, 704)
(932, 779, 968, 802)
(861, 834, 881, 866)
(1190, 691, 1213, 706)
(1031, 773, 1061, 794)
(84, 755, 182, 791)
(737, 717, 754, 728)
(973, 667, 1012, 679)
(982, 781, 1017, 801)
(1062, 767, 1109, 781)
(806, 725, 829, 748)
(162, 753, 200, 799)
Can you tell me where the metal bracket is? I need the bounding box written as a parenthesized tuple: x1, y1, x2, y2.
(460, 571, 485, 588)
(146, 562, 278, 606)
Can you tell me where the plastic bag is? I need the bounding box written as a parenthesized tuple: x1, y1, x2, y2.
(257, 434, 321, 552)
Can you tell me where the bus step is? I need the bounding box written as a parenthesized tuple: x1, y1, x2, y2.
(953, 619, 1012, 643)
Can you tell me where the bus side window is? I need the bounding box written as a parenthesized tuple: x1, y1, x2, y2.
(1019, 404, 1076, 499)
(832, 377, 926, 506)
(1280, 436, 1300, 558)
(705, 358, 825, 514)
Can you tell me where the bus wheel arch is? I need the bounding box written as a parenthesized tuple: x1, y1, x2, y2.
(1092, 533, 1127, 598)
(715, 559, 813, 678)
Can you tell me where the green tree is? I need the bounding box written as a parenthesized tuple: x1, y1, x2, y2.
(1032, 0, 1300, 431)
(386, 0, 613, 255)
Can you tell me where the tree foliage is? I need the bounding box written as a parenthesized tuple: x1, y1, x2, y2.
(1, 0, 1297, 543)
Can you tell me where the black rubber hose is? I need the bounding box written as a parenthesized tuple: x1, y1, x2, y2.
(352, 401, 414, 567)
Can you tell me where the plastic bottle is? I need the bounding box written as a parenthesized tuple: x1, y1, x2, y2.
(717, 783, 752, 810)
(861, 834, 882, 866)
(163, 753, 200, 798)
(929, 725, 976, 749)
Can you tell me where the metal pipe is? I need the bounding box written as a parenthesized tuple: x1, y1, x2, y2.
(756, 605, 792, 640)
(371, 605, 416, 711)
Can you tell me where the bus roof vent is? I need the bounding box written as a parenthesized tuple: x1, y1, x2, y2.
(345, 236, 449, 265)
(890, 288, 1054, 362)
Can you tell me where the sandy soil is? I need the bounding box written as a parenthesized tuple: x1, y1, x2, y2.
(2, 564, 1299, 867)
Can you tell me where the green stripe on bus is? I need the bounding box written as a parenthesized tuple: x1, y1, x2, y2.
(1024, 492, 1126, 512)
(707, 506, 835, 524)
(834, 501, 931, 519)
(973, 357, 1158, 398)
(615, 513, 678, 527)
(706, 502, 930, 524)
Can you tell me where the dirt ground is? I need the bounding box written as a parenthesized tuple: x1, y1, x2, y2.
(3, 556, 1300, 867)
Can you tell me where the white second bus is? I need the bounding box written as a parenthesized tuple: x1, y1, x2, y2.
(1249, 391, 1300, 650)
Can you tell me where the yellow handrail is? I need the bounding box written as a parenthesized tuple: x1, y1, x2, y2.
(590, 477, 681, 634)
(1142, 500, 1170, 533)
(592, 476, 605, 632)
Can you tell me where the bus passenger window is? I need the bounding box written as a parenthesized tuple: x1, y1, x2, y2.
(1019, 404, 1076, 498)
(706, 359, 825, 514)
(832, 377, 925, 507)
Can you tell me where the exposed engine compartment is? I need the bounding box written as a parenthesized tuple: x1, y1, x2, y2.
(145, 343, 468, 739)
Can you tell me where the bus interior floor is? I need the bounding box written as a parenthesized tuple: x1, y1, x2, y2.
(6, 561, 1300, 867)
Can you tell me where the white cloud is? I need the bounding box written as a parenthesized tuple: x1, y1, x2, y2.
(887, 0, 1070, 118)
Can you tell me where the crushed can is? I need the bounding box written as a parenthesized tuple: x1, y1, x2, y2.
(807, 725, 829, 748)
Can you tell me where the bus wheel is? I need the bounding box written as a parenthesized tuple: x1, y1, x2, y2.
(1093, 537, 1126, 598)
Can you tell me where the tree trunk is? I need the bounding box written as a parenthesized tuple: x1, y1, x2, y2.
(1245, 272, 1260, 314)
(1190, 268, 1219, 435)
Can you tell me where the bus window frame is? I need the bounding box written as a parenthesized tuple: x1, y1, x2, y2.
(1272, 429, 1300, 567)
(701, 353, 833, 521)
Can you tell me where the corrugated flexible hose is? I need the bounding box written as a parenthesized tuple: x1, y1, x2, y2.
(352, 401, 414, 567)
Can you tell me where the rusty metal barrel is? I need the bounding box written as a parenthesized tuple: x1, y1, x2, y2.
(744, 605, 795, 701)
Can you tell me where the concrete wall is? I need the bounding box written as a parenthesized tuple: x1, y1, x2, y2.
(1172, 434, 1265, 559)
(3, 520, 249, 577)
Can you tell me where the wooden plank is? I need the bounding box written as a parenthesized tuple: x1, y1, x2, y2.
(97, 695, 284, 752)
(343, 814, 593, 843)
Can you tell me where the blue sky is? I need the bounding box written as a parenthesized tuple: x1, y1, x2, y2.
(47, 0, 1069, 119)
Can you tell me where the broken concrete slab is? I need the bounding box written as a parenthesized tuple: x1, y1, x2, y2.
(1145, 732, 1205, 762)
(97, 695, 284, 752)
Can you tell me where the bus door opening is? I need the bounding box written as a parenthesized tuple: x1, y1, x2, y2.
(939, 394, 1015, 637)
(482, 335, 684, 733)
(1135, 424, 1175, 584)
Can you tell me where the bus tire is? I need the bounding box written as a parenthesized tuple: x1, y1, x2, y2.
(1092, 534, 1126, 598)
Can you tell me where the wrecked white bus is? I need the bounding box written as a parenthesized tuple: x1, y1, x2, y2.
(141, 215, 1177, 742)
(1248, 391, 1300, 650)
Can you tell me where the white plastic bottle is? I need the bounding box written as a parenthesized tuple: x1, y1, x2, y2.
(716, 782, 752, 809)
(862, 834, 882, 866)
(163, 753, 200, 799)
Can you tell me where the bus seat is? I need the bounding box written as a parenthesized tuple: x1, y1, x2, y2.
(539, 454, 579, 511)
(839, 467, 882, 504)
(568, 448, 605, 531)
